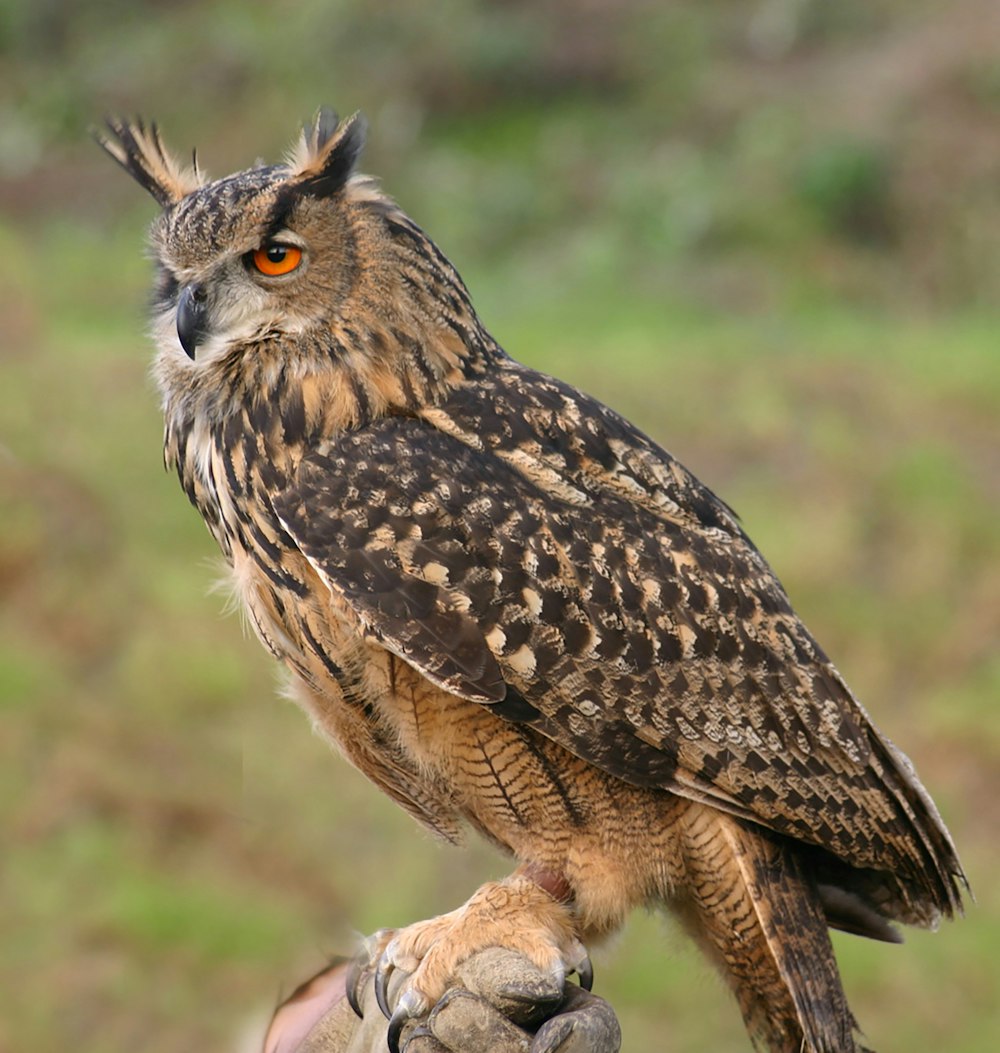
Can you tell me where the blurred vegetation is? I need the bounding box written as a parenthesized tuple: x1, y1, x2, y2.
(1, 1, 998, 1051)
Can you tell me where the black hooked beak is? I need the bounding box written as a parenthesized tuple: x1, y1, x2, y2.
(176, 283, 209, 359)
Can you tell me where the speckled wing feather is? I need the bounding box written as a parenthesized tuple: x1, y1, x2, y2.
(273, 358, 964, 922)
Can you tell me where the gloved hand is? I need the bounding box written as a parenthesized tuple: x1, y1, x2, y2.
(263, 945, 621, 1053)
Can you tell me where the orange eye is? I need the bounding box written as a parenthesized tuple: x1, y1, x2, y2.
(251, 243, 303, 277)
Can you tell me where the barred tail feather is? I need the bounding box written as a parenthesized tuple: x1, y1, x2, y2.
(676, 805, 865, 1053)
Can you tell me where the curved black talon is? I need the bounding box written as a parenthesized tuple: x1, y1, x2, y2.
(345, 954, 365, 1019)
(577, 953, 594, 991)
(374, 953, 395, 1020)
(386, 1003, 409, 1053)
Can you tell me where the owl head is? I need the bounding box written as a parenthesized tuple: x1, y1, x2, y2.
(97, 110, 483, 398)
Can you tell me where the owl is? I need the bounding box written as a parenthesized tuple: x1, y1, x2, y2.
(98, 110, 965, 1053)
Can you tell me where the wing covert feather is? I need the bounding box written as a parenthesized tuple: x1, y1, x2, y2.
(273, 368, 963, 914)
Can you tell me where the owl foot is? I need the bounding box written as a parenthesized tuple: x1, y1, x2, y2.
(363, 874, 592, 1053)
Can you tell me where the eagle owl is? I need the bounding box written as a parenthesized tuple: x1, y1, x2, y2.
(98, 110, 965, 1053)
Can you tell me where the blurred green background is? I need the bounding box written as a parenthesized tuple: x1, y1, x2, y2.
(2, 1, 998, 1050)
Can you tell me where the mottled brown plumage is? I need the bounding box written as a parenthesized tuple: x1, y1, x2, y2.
(98, 110, 965, 1053)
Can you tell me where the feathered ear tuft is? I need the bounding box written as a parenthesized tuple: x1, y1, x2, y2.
(95, 117, 204, 206)
(286, 109, 367, 199)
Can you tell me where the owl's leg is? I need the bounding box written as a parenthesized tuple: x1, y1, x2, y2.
(362, 867, 592, 1052)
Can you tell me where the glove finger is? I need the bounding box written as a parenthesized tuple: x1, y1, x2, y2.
(428, 988, 531, 1053)
(530, 986, 622, 1053)
(454, 948, 564, 1027)
(400, 1023, 450, 1053)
